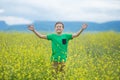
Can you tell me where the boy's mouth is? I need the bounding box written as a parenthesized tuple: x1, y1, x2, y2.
(57, 29, 61, 31)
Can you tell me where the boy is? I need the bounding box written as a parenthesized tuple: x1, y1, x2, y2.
(28, 22, 87, 75)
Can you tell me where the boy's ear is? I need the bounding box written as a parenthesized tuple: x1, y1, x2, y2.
(62, 25, 64, 29)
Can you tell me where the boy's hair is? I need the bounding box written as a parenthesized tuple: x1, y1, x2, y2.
(55, 22, 64, 28)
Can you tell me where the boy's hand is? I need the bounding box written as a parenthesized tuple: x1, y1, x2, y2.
(82, 24, 88, 30)
(28, 25, 35, 31)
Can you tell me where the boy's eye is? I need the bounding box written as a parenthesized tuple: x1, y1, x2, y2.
(57, 26, 62, 28)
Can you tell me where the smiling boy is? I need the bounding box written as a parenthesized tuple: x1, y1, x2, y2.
(28, 22, 87, 75)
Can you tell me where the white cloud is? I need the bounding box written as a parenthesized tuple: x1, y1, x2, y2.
(16, 0, 120, 22)
(0, 0, 120, 24)
(0, 16, 32, 25)
(0, 9, 5, 13)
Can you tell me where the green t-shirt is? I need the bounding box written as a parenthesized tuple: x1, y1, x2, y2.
(47, 33, 72, 62)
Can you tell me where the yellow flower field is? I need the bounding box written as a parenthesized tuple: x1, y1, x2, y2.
(0, 32, 120, 80)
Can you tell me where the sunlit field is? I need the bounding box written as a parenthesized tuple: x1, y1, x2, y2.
(0, 32, 120, 80)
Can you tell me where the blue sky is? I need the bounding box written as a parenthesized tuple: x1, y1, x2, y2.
(0, 0, 120, 25)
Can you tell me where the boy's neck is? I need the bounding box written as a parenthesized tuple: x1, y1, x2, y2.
(56, 32, 62, 35)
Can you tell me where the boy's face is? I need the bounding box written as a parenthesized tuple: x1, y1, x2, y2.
(55, 23, 64, 34)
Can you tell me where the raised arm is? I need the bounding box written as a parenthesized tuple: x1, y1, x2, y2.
(72, 24, 88, 38)
(28, 25, 47, 39)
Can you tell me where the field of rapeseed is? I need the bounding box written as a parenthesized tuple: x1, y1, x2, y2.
(0, 32, 120, 80)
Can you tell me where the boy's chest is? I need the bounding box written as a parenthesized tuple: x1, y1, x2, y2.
(53, 36, 68, 45)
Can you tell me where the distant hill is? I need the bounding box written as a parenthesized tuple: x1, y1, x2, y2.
(0, 21, 8, 30)
(0, 21, 120, 32)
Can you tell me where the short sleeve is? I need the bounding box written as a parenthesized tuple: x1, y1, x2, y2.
(66, 34, 73, 40)
(47, 34, 54, 40)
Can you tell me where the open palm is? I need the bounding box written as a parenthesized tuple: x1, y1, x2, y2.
(82, 24, 88, 30)
(28, 25, 35, 31)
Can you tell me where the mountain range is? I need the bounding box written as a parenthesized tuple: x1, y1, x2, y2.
(0, 21, 120, 32)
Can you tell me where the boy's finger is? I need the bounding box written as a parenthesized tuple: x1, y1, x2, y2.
(83, 24, 88, 28)
(83, 24, 87, 26)
(28, 24, 34, 27)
